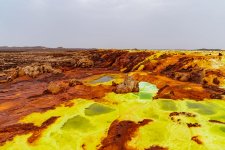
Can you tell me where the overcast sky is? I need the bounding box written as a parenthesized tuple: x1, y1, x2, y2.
(0, 0, 225, 49)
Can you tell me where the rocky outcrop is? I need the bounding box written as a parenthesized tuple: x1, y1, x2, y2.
(46, 81, 69, 94)
(111, 52, 153, 72)
(74, 57, 94, 68)
(46, 79, 83, 94)
(113, 76, 139, 94)
(6, 63, 62, 81)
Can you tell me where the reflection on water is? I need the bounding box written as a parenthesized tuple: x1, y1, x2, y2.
(186, 101, 216, 115)
(138, 82, 158, 100)
(159, 100, 178, 111)
(85, 103, 115, 116)
(91, 76, 113, 83)
(62, 115, 93, 131)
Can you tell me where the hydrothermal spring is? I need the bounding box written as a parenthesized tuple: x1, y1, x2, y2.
(2, 82, 225, 150)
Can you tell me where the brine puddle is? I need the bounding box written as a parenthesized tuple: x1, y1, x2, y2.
(91, 76, 114, 83)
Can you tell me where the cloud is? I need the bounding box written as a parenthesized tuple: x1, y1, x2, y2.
(29, 0, 47, 8)
(0, 0, 225, 49)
